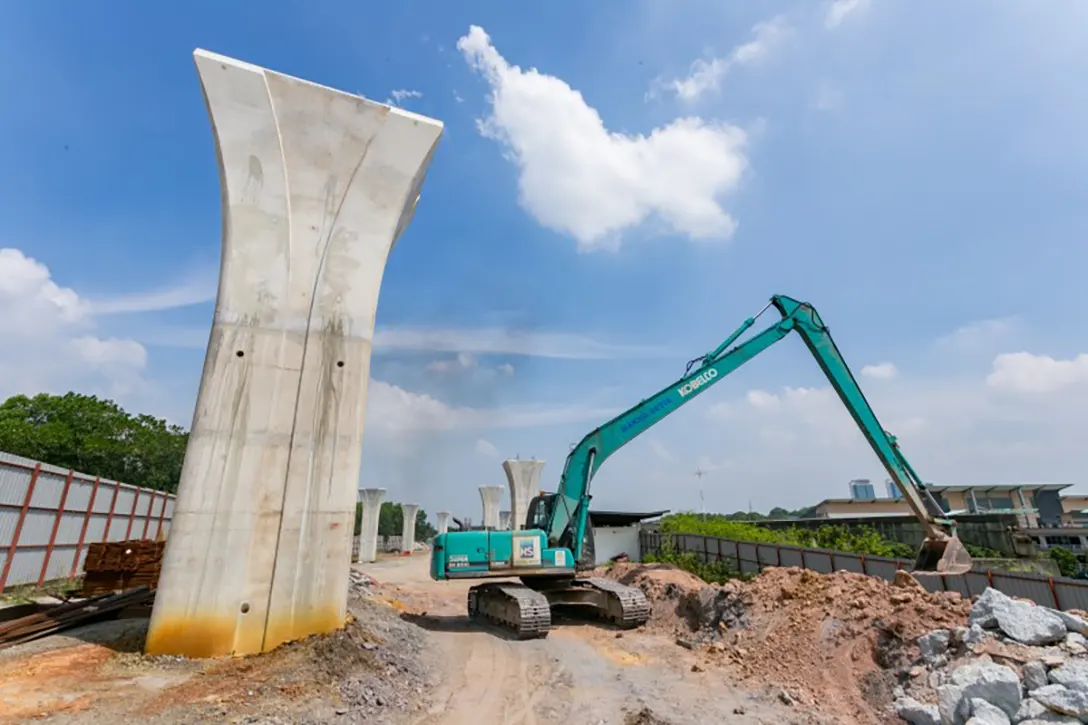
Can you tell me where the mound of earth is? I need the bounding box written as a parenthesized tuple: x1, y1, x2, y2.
(604, 563, 972, 724)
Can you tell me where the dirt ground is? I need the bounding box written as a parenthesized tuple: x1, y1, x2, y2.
(0, 556, 837, 725)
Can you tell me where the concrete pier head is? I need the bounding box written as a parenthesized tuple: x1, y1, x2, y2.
(146, 49, 443, 658)
(358, 488, 386, 563)
(401, 504, 420, 552)
(503, 459, 545, 532)
(479, 485, 504, 530)
(499, 510, 511, 530)
(436, 511, 451, 535)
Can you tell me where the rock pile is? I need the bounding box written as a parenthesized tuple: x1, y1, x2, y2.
(894, 588, 1088, 725)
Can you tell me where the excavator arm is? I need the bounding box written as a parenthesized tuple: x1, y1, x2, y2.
(546, 294, 971, 576)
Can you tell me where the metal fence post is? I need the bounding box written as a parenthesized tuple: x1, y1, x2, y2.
(0, 463, 41, 590)
(103, 482, 121, 542)
(124, 489, 140, 540)
(141, 492, 155, 539)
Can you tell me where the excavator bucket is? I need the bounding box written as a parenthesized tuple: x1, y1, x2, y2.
(912, 535, 972, 576)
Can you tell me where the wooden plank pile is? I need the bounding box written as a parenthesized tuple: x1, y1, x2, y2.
(81, 540, 166, 596)
(0, 588, 154, 650)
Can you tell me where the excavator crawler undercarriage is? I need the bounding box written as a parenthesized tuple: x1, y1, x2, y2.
(467, 577, 651, 639)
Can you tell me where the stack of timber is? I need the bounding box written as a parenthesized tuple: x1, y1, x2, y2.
(81, 539, 166, 596)
(0, 588, 153, 650)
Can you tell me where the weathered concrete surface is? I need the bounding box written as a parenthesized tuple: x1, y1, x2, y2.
(436, 511, 450, 535)
(401, 504, 420, 553)
(146, 49, 443, 658)
(502, 459, 544, 532)
(479, 486, 504, 530)
(358, 488, 387, 563)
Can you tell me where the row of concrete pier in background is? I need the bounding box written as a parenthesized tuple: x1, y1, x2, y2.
(355, 458, 545, 563)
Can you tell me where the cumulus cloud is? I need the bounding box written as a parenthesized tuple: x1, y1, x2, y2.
(663, 16, 790, 102)
(457, 25, 749, 250)
(825, 0, 872, 29)
(0, 248, 149, 400)
(987, 352, 1088, 394)
(861, 362, 898, 380)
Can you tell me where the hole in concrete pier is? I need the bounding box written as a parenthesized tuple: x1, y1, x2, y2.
(236, 350, 244, 358)
(240, 602, 250, 614)
(336, 361, 345, 368)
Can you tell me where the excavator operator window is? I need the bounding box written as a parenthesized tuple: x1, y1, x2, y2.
(525, 494, 552, 530)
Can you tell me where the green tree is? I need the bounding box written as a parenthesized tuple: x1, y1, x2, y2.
(0, 392, 188, 492)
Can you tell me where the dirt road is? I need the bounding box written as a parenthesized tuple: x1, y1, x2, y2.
(362, 555, 819, 725)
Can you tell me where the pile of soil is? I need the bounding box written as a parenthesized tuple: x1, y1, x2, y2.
(605, 563, 972, 724)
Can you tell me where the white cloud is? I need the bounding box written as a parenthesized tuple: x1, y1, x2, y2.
(496, 362, 515, 377)
(935, 317, 1017, 352)
(427, 352, 477, 373)
(374, 325, 668, 360)
(387, 89, 423, 106)
(0, 248, 148, 401)
(861, 362, 898, 379)
(825, 0, 871, 29)
(690, 353, 1088, 509)
(664, 16, 789, 102)
(365, 379, 617, 434)
(86, 271, 216, 315)
(987, 352, 1088, 394)
(457, 25, 749, 250)
(475, 438, 500, 458)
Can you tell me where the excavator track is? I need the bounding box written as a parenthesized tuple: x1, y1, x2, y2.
(467, 582, 552, 639)
(580, 577, 652, 628)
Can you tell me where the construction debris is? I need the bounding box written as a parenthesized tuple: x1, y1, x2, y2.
(0, 587, 154, 650)
(893, 587, 1088, 725)
(604, 563, 973, 723)
(81, 540, 166, 596)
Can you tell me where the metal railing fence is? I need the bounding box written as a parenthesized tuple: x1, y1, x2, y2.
(0, 451, 175, 590)
(640, 531, 1088, 612)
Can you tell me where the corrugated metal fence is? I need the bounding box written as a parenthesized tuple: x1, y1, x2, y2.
(640, 531, 1088, 613)
(0, 451, 176, 590)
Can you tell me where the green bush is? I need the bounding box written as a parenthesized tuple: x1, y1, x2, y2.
(642, 538, 750, 584)
(657, 512, 915, 559)
(1050, 546, 1079, 578)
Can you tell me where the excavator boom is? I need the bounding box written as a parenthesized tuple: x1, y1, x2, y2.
(545, 294, 971, 577)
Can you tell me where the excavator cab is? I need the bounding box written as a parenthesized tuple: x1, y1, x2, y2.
(913, 534, 973, 576)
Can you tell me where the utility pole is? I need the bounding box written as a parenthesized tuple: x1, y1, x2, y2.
(694, 468, 707, 517)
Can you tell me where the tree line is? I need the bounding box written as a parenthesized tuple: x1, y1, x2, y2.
(0, 392, 440, 547)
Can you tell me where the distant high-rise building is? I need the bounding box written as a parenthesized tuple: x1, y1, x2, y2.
(849, 478, 876, 501)
(885, 479, 904, 500)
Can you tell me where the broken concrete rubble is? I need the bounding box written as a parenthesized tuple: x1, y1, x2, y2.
(895, 587, 1088, 725)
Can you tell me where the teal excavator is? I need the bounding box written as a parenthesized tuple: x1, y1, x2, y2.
(429, 294, 972, 639)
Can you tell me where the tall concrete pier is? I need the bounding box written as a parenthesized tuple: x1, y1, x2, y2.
(400, 504, 420, 552)
(499, 510, 511, 530)
(479, 485, 504, 530)
(436, 511, 451, 534)
(146, 49, 443, 658)
(357, 488, 386, 563)
(503, 459, 544, 532)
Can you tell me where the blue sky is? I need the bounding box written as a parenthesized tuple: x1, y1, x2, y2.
(2, 1, 1087, 522)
